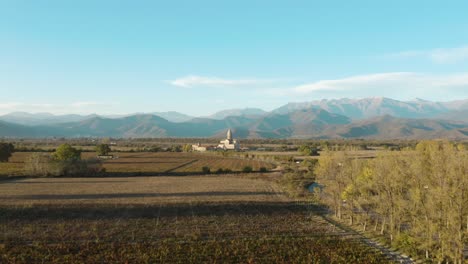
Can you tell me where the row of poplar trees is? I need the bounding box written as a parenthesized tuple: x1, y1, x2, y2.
(315, 140, 467, 263)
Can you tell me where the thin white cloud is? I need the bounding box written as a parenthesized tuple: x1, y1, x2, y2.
(70, 101, 117, 108)
(169, 75, 274, 88)
(0, 101, 119, 115)
(0, 102, 23, 109)
(294, 72, 415, 93)
(430, 46, 468, 63)
(289, 72, 468, 100)
(386, 45, 468, 64)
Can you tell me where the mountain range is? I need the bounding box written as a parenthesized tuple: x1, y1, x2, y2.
(1, 97, 467, 139)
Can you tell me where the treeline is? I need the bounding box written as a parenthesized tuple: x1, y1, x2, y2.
(315, 141, 467, 263)
(8, 138, 459, 153)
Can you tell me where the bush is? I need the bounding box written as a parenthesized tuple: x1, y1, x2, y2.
(25, 153, 103, 177)
(0, 143, 14, 162)
(216, 168, 224, 174)
(96, 144, 111, 156)
(202, 166, 211, 174)
(259, 167, 268, 172)
(242, 166, 253, 173)
(393, 232, 418, 257)
(298, 145, 319, 156)
(224, 168, 232, 173)
(25, 153, 61, 177)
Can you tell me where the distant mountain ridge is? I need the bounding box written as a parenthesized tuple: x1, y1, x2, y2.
(271, 97, 467, 120)
(2, 98, 467, 126)
(0, 109, 466, 140)
(0, 97, 467, 139)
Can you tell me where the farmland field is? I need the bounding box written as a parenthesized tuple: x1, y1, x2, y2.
(0, 175, 392, 263)
(0, 152, 275, 177)
(0, 176, 286, 205)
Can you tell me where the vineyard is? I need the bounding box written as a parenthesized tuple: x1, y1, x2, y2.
(0, 176, 286, 205)
(92, 152, 274, 174)
(0, 152, 275, 177)
(0, 176, 393, 263)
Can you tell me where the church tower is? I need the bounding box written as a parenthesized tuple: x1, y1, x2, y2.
(227, 129, 233, 143)
(217, 128, 240, 150)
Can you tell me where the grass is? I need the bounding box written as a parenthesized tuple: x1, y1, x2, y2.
(0, 176, 392, 263)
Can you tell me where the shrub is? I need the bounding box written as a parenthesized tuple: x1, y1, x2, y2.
(224, 168, 233, 173)
(298, 145, 319, 156)
(216, 168, 224, 174)
(25, 153, 103, 177)
(242, 166, 253, 173)
(0, 143, 14, 162)
(96, 144, 111, 156)
(202, 166, 211, 174)
(25, 153, 61, 177)
(259, 167, 268, 172)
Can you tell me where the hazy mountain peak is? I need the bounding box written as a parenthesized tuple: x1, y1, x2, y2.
(208, 108, 267, 120)
(151, 111, 194, 122)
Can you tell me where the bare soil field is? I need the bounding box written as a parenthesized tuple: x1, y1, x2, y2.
(0, 175, 286, 205)
(0, 175, 392, 263)
(0, 151, 275, 177)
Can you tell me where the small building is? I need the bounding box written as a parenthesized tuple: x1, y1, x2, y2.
(192, 143, 207, 152)
(217, 129, 240, 151)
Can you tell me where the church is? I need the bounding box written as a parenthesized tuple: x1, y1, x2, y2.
(217, 129, 240, 150)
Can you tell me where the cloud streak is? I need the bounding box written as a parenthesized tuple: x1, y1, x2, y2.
(71, 101, 118, 108)
(293, 72, 415, 93)
(169, 75, 274, 88)
(289, 72, 468, 100)
(0, 101, 119, 115)
(386, 45, 468, 64)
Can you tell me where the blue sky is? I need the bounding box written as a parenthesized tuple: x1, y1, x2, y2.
(1, 0, 468, 116)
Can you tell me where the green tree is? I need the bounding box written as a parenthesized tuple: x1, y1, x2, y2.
(0, 143, 14, 162)
(95, 144, 111, 156)
(52, 144, 81, 161)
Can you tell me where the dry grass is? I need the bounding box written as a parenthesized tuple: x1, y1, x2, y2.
(0, 175, 288, 205)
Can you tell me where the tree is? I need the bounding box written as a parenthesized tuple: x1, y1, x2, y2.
(183, 144, 192, 152)
(170, 145, 182, 152)
(0, 143, 14, 162)
(96, 144, 111, 156)
(52, 144, 81, 161)
(315, 140, 467, 262)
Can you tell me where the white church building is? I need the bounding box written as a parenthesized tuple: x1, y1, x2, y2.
(217, 129, 240, 150)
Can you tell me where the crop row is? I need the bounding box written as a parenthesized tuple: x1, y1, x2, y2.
(0, 237, 391, 264)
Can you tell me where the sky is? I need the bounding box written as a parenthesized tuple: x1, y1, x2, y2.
(1, 0, 468, 116)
